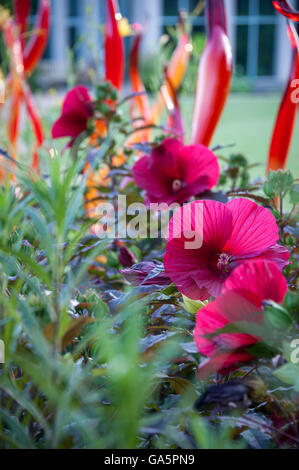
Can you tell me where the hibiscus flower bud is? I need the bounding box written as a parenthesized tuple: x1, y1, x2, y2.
(245, 376, 267, 403)
(121, 261, 171, 286)
(118, 246, 136, 268)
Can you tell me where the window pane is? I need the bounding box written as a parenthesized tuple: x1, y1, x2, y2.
(69, 26, 77, 49)
(236, 25, 248, 76)
(163, 0, 179, 16)
(189, 0, 202, 11)
(119, 0, 131, 17)
(258, 25, 275, 75)
(259, 0, 276, 15)
(237, 0, 249, 16)
(69, 0, 79, 17)
(31, 0, 39, 15)
(192, 25, 205, 35)
(43, 43, 51, 60)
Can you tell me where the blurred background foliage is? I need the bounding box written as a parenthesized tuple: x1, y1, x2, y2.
(140, 29, 252, 95)
(0, 151, 248, 449)
(0, 1, 298, 449)
(0, 130, 298, 448)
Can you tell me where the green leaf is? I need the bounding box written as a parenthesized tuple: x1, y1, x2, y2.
(264, 303, 294, 331)
(161, 284, 178, 296)
(204, 319, 263, 339)
(181, 295, 209, 314)
(289, 184, 299, 206)
(264, 170, 294, 198)
(0, 245, 51, 287)
(246, 341, 278, 359)
(26, 208, 54, 260)
(0, 408, 35, 449)
(274, 363, 299, 391)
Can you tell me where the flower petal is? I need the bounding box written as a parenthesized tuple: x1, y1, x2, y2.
(223, 260, 288, 306)
(51, 112, 88, 139)
(178, 144, 220, 190)
(194, 290, 261, 354)
(165, 200, 233, 299)
(52, 86, 93, 143)
(132, 139, 184, 199)
(151, 138, 183, 179)
(197, 350, 254, 379)
(133, 139, 220, 205)
(224, 198, 279, 256)
(250, 244, 290, 270)
(62, 86, 93, 116)
(132, 156, 168, 200)
(164, 237, 213, 300)
(167, 200, 232, 249)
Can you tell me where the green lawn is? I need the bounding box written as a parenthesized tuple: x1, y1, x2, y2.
(181, 93, 299, 179)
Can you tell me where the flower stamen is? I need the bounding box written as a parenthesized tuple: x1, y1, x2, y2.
(172, 179, 183, 192)
(217, 253, 231, 273)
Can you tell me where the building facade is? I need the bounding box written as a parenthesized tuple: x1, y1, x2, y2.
(41, 0, 298, 87)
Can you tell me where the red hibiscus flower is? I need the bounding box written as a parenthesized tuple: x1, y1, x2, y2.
(132, 138, 220, 205)
(194, 260, 288, 377)
(164, 198, 289, 300)
(52, 86, 94, 146)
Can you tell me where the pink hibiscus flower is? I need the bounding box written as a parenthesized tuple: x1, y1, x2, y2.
(132, 138, 220, 205)
(194, 260, 288, 378)
(164, 198, 289, 300)
(52, 86, 94, 146)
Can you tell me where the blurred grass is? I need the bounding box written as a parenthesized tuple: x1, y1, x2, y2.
(181, 93, 299, 180)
